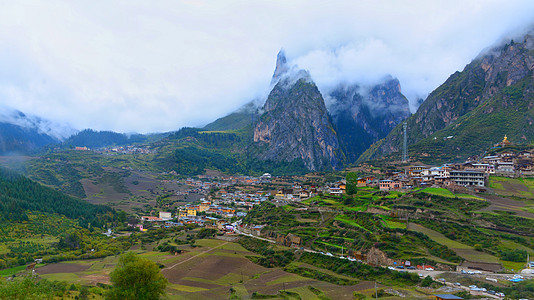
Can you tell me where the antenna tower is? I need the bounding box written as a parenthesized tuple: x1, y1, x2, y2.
(402, 122, 408, 162)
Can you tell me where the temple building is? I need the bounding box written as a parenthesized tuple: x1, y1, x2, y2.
(494, 135, 512, 147)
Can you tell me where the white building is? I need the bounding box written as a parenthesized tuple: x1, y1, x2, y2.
(450, 170, 486, 187)
(159, 212, 172, 220)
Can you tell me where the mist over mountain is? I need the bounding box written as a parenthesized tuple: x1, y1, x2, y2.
(0, 106, 76, 141)
(327, 76, 411, 162)
(201, 49, 413, 171)
(0, 106, 76, 154)
(5, 26, 534, 173)
(360, 29, 534, 163)
(251, 52, 341, 171)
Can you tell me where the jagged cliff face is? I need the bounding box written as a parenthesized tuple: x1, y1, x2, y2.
(329, 77, 411, 162)
(200, 49, 412, 171)
(359, 32, 534, 163)
(253, 74, 341, 171)
(271, 49, 290, 86)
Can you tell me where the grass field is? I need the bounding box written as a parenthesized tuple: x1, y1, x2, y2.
(382, 219, 407, 229)
(456, 193, 484, 200)
(418, 187, 486, 202)
(419, 187, 455, 198)
(334, 215, 371, 232)
(0, 265, 33, 277)
(489, 176, 534, 199)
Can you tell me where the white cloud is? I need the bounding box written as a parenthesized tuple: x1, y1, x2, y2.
(0, 1, 532, 132)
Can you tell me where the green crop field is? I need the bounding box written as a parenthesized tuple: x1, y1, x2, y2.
(418, 187, 455, 198)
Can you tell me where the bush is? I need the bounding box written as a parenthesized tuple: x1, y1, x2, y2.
(421, 275, 434, 287)
(500, 249, 527, 262)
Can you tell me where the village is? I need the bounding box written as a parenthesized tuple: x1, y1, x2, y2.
(130, 136, 534, 234)
(358, 136, 534, 192)
(76, 137, 534, 299)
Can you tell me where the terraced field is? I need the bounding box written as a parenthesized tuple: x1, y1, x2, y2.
(28, 238, 430, 299)
(408, 223, 499, 263)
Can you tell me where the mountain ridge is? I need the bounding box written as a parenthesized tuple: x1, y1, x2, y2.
(359, 32, 534, 163)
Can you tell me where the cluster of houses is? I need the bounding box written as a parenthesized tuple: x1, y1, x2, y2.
(474, 149, 534, 177)
(216, 190, 269, 207)
(90, 145, 154, 154)
(134, 204, 241, 232)
(338, 163, 490, 193)
(368, 164, 489, 191)
(273, 184, 319, 200)
(332, 136, 533, 192)
(360, 147, 534, 192)
(179, 201, 245, 219)
(178, 174, 274, 197)
(466, 135, 534, 176)
(184, 173, 272, 189)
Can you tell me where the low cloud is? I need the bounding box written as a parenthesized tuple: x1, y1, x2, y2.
(0, 106, 77, 140)
(0, 1, 532, 132)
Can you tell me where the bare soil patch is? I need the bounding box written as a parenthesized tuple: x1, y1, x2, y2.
(83, 273, 111, 285)
(37, 263, 90, 274)
(163, 255, 263, 283)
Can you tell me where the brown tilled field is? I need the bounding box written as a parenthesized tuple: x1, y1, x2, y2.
(158, 239, 422, 299)
(36, 262, 91, 274)
(28, 238, 428, 299)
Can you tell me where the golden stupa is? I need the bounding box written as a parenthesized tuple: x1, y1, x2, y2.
(495, 135, 512, 147)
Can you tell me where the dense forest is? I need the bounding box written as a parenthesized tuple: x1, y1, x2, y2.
(159, 127, 309, 176)
(62, 129, 167, 148)
(0, 167, 115, 228)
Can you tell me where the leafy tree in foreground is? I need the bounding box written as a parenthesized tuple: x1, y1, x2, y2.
(107, 252, 168, 300)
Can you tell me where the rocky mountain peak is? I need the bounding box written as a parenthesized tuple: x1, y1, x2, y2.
(271, 49, 290, 85)
(328, 76, 411, 162)
(253, 53, 342, 171)
(359, 29, 534, 163)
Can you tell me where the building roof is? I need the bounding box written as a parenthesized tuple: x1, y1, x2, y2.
(433, 294, 463, 300)
(142, 216, 163, 221)
(450, 170, 485, 173)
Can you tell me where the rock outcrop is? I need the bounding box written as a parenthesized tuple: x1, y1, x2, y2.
(360, 31, 534, 163)
(253, 67, 342, 170)
(329, 77, 411, 162)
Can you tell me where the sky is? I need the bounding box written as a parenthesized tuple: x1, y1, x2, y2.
(0, 1, 533, 134)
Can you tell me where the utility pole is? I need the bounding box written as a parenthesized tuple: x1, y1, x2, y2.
(402, 122, 408, 163)
(375, 281, 378, 299)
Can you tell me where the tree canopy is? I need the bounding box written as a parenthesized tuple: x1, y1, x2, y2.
(107, 252, 168, 300)
(0, 167, 114, 227)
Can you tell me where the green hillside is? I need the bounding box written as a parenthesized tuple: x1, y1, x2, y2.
(0, 167, 125, 272)
(360, 35, 534, 163)
(203, 111, 255, 131)
(0, 167, 114, 226)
